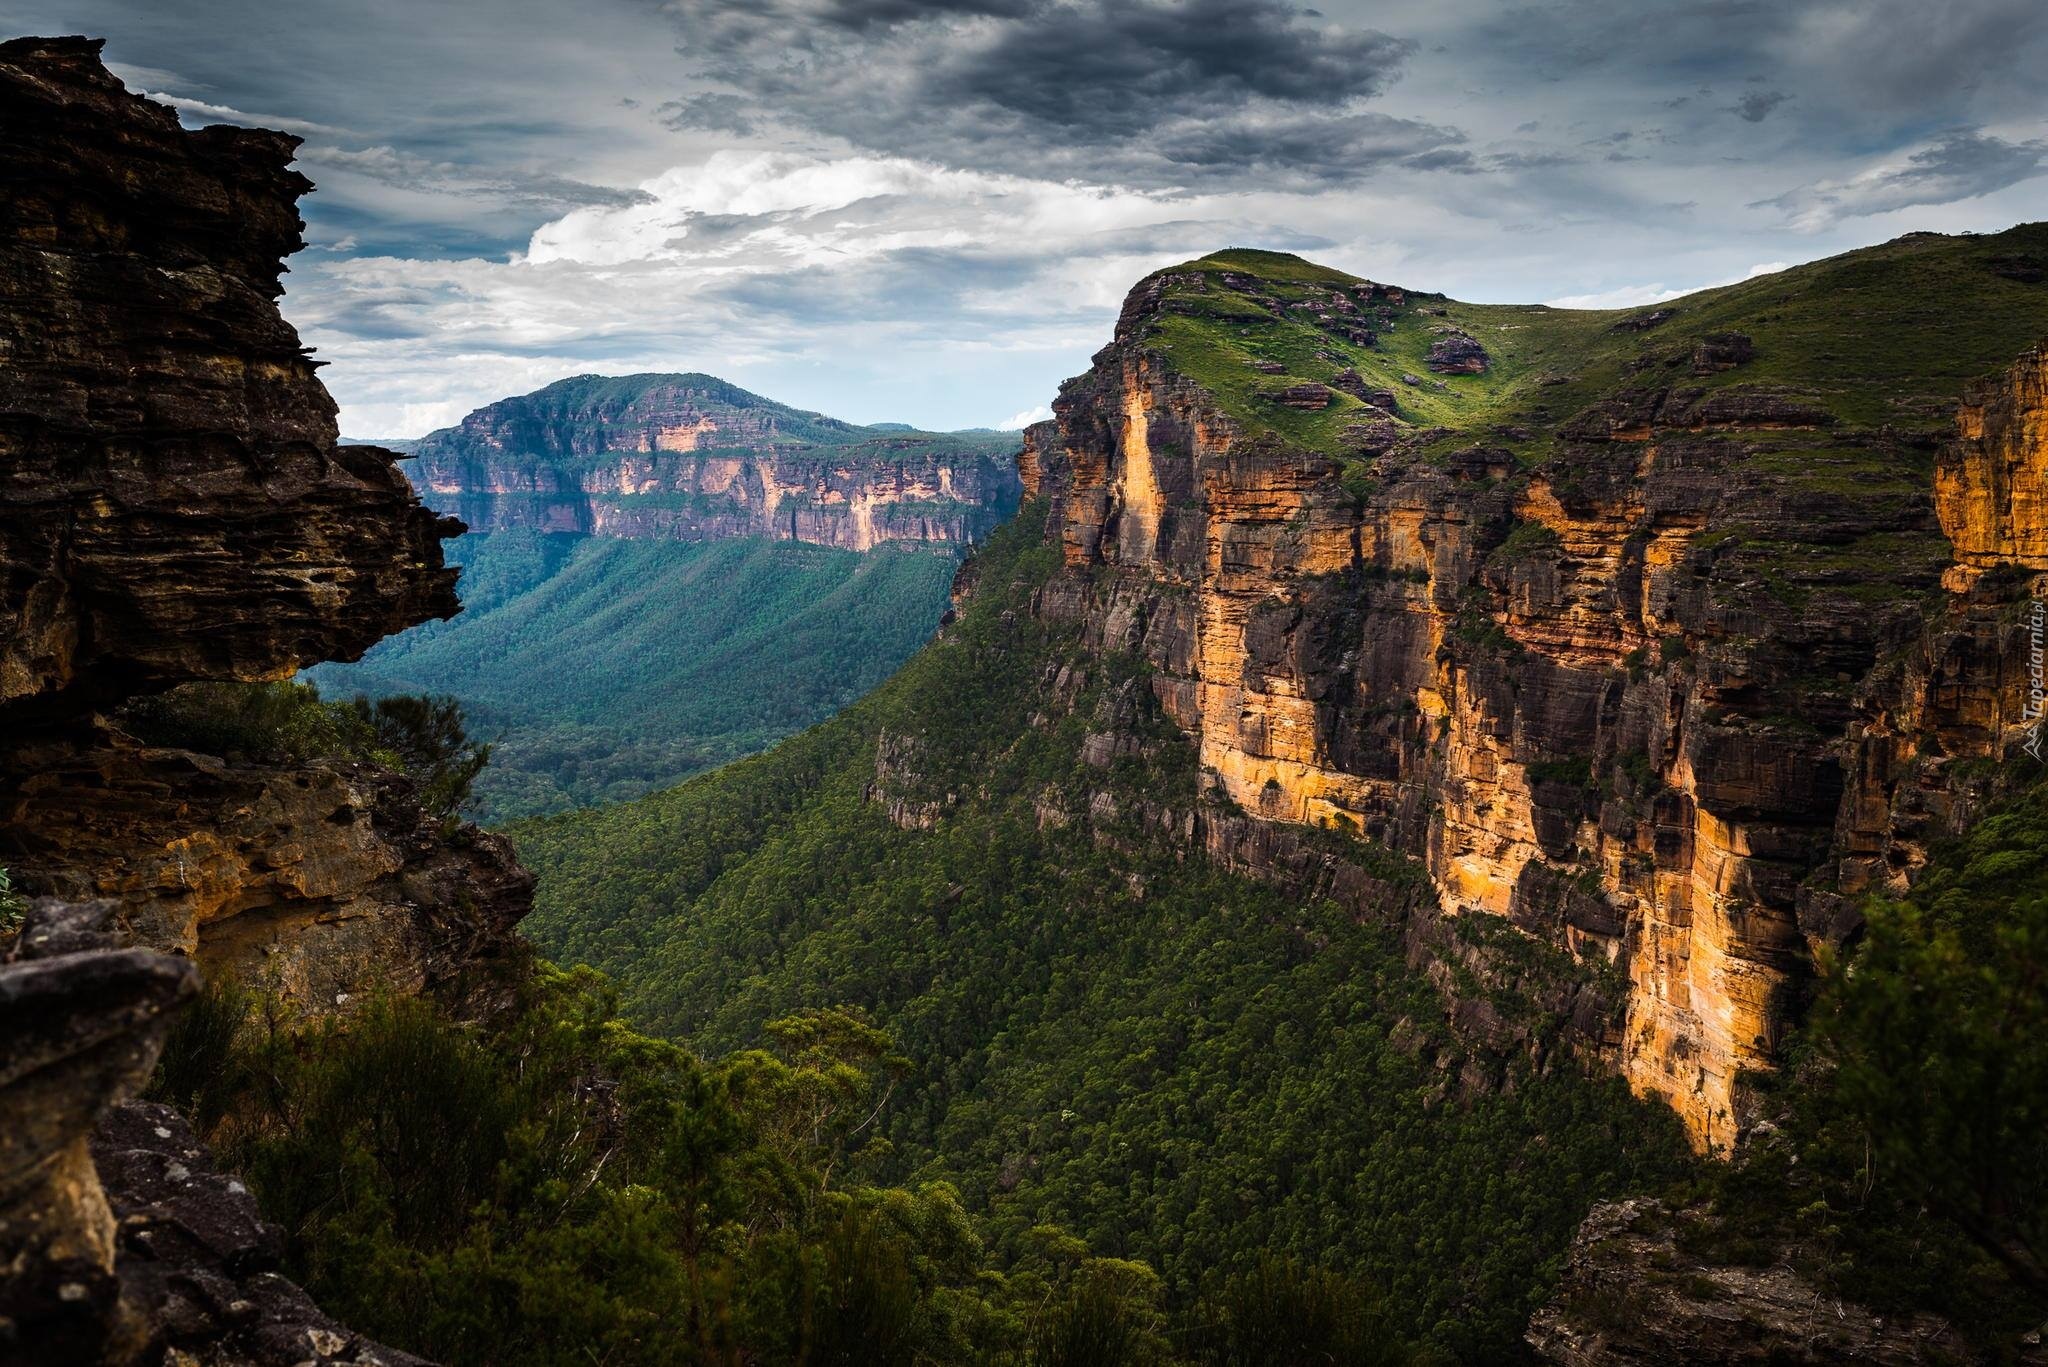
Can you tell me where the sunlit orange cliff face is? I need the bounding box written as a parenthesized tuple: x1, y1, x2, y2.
(1011, 262, 2048, 1151)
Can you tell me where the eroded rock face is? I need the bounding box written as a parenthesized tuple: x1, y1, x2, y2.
(0, 903, 425, 1367)
(0, 722, 532, 1008)
(1937, 342, 2048, 590)
(413, 443, 1016, 551)
(92, 1101, 429, 1367)
(0, 37, 460, 719)
(406, 378, 1020, 552)
(0, 34, 514, 1014)
(0, 901, 197, 1365)
(1019, 270, 2046, 1152)
(1526, 1199, 1977, 1366)
(0, 39, 517, 1366)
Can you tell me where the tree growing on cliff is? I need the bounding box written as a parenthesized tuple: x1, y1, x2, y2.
(338, 693, 492, 821)
(1812, 790, 2048, 1298)
(119, 681, 490, 822)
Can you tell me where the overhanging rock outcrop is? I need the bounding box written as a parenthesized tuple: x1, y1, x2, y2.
(0, 37, 519, 1366)
(0, 35, 459, 718)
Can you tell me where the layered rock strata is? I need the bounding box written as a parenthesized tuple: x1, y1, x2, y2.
(0, 721, 531, 1003)
(0, 901, 194, 1364)
(407, 378, 1021, 552)
(0, 33, 512, 1003)
(0, 38, 516, 1365)
(0, 37, 458, 717)
(1002, 263, 2048, 1154)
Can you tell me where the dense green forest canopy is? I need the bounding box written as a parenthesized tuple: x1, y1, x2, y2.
(508, 503, 1697, 1359)
(308, 532, 961, 821)
(135, 652, 2048, 1361)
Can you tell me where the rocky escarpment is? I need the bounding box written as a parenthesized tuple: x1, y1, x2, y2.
(1937, 341, 2048, 590)
(0, 721, 530, 1005)
(0, 37, 520, 1365)
(1525, 1198, 1981, 1365)
(408, 374, 1021, 552)
(0, 33, 518, 1004)
(1006, 242, 2048, 1155)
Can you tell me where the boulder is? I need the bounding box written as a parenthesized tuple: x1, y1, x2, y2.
(1427, 332, 1491, 375)
(1261, 383, 1335, 410)
(1611, 306, 1679, 332)
(1691, 332, 1756, 373)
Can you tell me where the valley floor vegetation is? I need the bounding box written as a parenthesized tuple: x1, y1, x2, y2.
(307, 530, 963, 821)
(509, 505, 1698, 1361)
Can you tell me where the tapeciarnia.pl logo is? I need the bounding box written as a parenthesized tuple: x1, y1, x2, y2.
(2026, 599, 2047, 761)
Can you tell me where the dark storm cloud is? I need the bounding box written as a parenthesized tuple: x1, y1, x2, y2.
(18, 0, 2048, 436)
(1731, 90, 1788, 122)
(1152, 110, 1463, 179)
(921, 0, 1410, 130)
(1377, 0, 2048, 237)
(1757, 129, 2048, 227)
(308, 145, 652, 215)
(1461, 0, 2048, 133)
(809, 0, 1042, 28)
(663, 0, 1438, 187)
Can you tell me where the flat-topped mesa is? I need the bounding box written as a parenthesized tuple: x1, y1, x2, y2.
(1017, 239, 2048, 1153)
(406, 374, 1022, 553)
(0, 36, 460, 719)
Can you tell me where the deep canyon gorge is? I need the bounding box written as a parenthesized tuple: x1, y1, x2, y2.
(3, 32, 2046, 1367)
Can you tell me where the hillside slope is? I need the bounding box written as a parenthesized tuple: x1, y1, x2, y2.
(310, 531, 960, 818)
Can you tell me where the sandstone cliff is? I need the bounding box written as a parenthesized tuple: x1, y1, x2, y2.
(0, 38, 519, 1364)
(1008, 241, 2048, 1155)
(1526, 1198, 1974, 1365)
(406, 373, 1022, 552)
(0, 39, 458, 716)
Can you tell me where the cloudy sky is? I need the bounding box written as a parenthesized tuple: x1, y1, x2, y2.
(8, 1, 2047, 435)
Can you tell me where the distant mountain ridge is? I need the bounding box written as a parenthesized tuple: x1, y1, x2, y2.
(398, 372, 1022, 553)
(316, 372, 1022, 819)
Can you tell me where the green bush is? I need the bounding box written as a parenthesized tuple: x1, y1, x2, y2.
(120, 680, 349, 762)
(152, 968, 1024, 1366)
(1029, 1262, 1168, 1367)
(337, 693, 492, 821)
(1487, 520, 1562, 567)
(1689, 771, 2048, 1343)
(120, 681, 487, 820)
(146, 975, 256, 1134)
(1180, 1257, 1413, 1367)
(0, 865, 25, 936)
